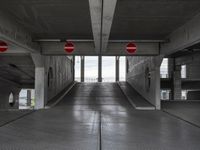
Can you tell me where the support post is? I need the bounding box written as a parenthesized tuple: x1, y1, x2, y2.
(27, 90, 31, 107)
(116, 56, 119, 82)
(72, 56, 75, 82)
(81, 56, 85, 82)
(173, 65, 182, 100)
(98, 56, 102, 82)
(31, 54, 46, 109)
(35, 67, 45, 109)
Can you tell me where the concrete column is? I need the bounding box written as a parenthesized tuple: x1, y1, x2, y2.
(81, 56, 85, 82)
(12, 89, 21, 109)
(98, 56, 102, 82)
(72, 56, 75, 81)
(27, 90, 31, 107)
(35, 67, 45, 109)
(31, 54, 46, 109)
(168, 58, 175, 79)
(126, 57, 129, 81)
(116, 56, 119, 82)
(173, 65, 182, 100)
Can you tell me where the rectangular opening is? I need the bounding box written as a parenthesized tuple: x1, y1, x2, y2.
(19, 89, 35, 109)
(161, 90, 171, 100)
(84, 56, 98, 82)
(160, 58, 169, 78)
(181, 65, 187, 79)
(102, 56, 116, 82)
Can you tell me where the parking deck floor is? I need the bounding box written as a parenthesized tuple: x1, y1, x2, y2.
(0, 83, 200, 150)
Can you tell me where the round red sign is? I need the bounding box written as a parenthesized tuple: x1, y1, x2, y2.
(0, 41, 8, 52)
(64, 41, 74, 53)
(126, 42, 137, 54)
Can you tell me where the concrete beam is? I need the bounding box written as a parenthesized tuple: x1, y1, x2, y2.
(101, 0, 117, 52)
(0, 11, 40, 53)
(105, 42, 159, 56)
(88, 0, 102, 54)
(88, 0, 117, 54)
(41, 42, 96, 55)
(41, 42, 159, 56)
(161, 12, 200, 55)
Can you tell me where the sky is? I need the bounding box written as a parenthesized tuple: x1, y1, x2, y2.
(75, 56, 126, 82)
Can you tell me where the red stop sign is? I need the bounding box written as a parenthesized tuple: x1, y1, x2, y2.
(126, 42, 137, 54)
(0, 41, 8, 52)
(64, 41, 74, 53)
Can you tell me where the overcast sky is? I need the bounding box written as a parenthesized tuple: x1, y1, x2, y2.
(75, 56, 126, 81)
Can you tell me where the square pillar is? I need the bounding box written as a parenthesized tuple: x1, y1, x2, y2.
(72, 56, 75, 81)
(98, 56, 102, 82)
(173, 65, 182, 100)
(27, 90, 31, 107)
(81, 56, 85, 82)
(35, 67, 46, 109)
(116, 56, 119, 82)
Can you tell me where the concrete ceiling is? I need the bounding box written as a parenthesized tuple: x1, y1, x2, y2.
(0, 55, 35, 87)
(110, 0, 200, 40)
(0, 0, 93, 39)
(169, 43, 200, 58)
(1, 0, 200, 41)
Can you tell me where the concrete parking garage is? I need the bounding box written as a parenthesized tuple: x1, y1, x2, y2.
(0, 0, 200, 149)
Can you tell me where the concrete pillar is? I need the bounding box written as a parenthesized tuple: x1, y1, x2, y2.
(173, 65, 182, 100)
(12, 89, 21, 109)
(72, 56, 75, 81)
(35, 67, 45, 109)
(31, 54, 46, 109)
(81, 56, 85, 82)
(27, 90, 31, 107)
(168, 58, 174, 79)
(116, 56, 119, 82)
(98, 56, 102, 82)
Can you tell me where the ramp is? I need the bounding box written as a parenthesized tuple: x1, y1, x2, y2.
(118, 82, 155, 110)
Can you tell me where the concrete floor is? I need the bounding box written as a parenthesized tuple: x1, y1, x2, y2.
(0, 83, 200, 150)
(162, 101, 200, 127)
(0, 110, 32, 127)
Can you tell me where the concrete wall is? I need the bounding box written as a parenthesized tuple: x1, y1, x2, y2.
(161, 53, 200, 100)
(0, 80, 21, 109)
(187, 91, 200, 100)
(44, 56, 73, 103)
(176, 53, 200, 80)
(126, 56, 162, 109)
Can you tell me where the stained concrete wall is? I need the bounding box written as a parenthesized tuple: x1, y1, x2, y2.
(44, 56, 73, 104)
(126, 56, 162, 109)
(0, 80, 21, 109)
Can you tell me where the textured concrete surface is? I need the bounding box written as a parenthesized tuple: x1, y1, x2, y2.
(0, 83, 200, 150)
(118, 82, 155, 110)
(126, 56, 162, 109)
(162, 101, 200, 127)
(0, 110, 32, 126)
